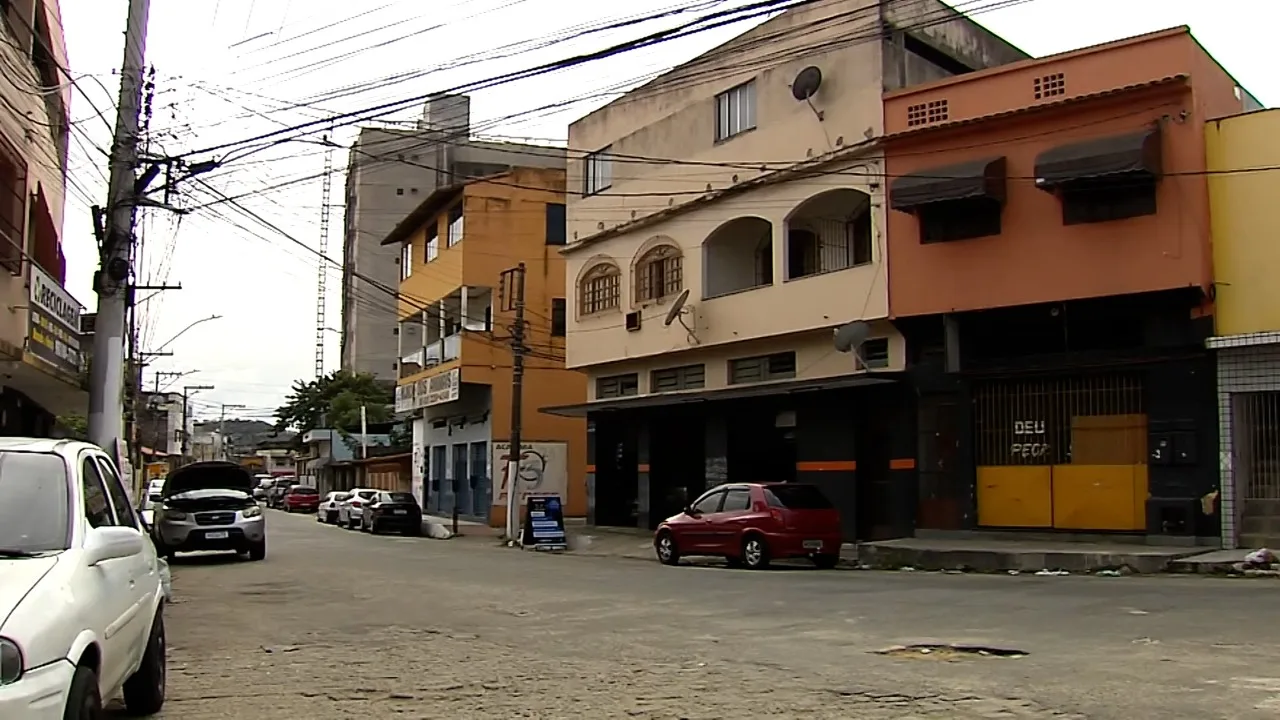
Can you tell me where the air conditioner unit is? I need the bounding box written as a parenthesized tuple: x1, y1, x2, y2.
(625, 311, 642, 332)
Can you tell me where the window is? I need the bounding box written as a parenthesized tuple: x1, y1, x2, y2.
(764, 484, 833, 509)
(634, 245, 682, 303)
(82, 458, 117, 528)
(583, 147, 613, 196)
(691, 490, 725, 514)
(596, 373, 638, 399)
(396, 188, 404, 196)
(721, 488, 751, 512)
(447, 204, 464, 246)
(579, 263, 620, 315)
(651, 364, 705, 392)
(545, 203, 567, 245)
(96, 457, 138, 529)
(0, 133, 25, 273)
(551, 298, 567, 336)
(715, 80, 757, 141)
(400, 243, 413, 280)
(858, 338, 890, 369)
(425, 224, 440, 262)
(919, 198, 1002, 244)
(729, 352, 796, 384)
(1060, 178, 1157, 226)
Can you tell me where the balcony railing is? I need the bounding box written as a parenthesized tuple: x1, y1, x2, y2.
(398, 332, 467, 378)
(443, 333, 461, 361)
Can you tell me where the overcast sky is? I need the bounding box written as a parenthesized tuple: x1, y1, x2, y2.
(58, 0, 1275, 422)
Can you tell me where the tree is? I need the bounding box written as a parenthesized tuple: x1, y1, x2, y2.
(56, 414, 88, 440)
(274, 371, 393, 440)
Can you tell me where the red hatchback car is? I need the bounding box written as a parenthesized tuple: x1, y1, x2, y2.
(654, 483, 843, 570)
(283, 485, 321, 513)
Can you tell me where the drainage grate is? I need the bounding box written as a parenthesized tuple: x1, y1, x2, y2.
(874, 643, 1028, 660)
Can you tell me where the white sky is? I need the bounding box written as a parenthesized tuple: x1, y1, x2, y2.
(57, 0, 1276, 421)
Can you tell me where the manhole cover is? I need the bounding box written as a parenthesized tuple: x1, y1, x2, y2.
(874, 643, 1027, 660)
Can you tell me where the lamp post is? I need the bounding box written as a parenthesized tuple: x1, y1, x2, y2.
(152, 314, 223, 354)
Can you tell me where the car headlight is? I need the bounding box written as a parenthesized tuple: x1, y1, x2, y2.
(241, 505, 262, 519)
(0, 637, 24, 685)
(162, 509, 188, 521)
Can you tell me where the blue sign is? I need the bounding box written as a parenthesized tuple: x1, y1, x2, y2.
(522, 495, 566, 550)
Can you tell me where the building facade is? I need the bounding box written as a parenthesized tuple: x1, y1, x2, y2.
(552, 0, 1026, 539)
(884, 27, 1254, 542)
(1204, 107, 1280, 549)
(340, 95, 565, 381)
(0, 0, 87, 433)
(385, 166, 586, 528)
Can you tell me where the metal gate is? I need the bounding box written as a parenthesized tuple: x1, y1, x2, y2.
(1233, 392, 1280, 544)
(973, 374, 1148, 531)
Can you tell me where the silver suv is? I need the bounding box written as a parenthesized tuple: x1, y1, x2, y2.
(153, 460, 266, 560)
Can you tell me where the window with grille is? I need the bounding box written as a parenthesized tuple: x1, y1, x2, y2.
(551, 298, 566, 336)
(425, 224, 439, 263)
(579, 264, 621, 315)
(596, 373, 638, 399)
(715, 80, 757, 141)
(584, 147, 613, 196)
(729, 352, 796, 384)
(400, 243, 413, 280)
(634, 245, 682, 303)
(447, 204, 464, 247)
(906, 99, 948, 127)
(651, 364, 705, 393)
(1033, 72, 1066, 100)
(0, 132, 24, 275)
(859, 338, 890, 369)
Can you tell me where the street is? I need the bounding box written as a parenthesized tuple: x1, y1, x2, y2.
(151, 512, 1280, 720)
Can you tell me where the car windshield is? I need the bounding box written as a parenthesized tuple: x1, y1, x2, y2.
(0, 452, 70, 554)
(356, 490, 376, 500)
(763, 484, 833, 510)
(386, 493, 416, 504)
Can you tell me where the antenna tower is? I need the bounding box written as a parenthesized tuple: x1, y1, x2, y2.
(314, 133, 334, 378)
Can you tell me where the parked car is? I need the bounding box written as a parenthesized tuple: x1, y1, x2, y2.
(653, 483, 843, 570)
(282, 485, 321, 513)
(336, 488, 379, 529)
(0, 438, 166, 718)
(266, 477, 296, 508)
(361, 491, 423, 535)
(145, 476, 166, 506)
(153, 460, 267, 560)
(317, 491, 349, 523)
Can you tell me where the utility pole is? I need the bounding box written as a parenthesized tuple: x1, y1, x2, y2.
(88, 0, 152, 465)
(501, 263, 527, 543)
(219, 403, 246, 460)
(180, 384, 213, 461)
(359, 404, 368, 459)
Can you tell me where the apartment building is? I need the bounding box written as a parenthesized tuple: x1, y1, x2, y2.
(384, 166, 586, 529)
(0, 0, 86, 434)
(549, 0, 1026, 538)
(1203, 107, 1280, 549)
(884, 27, 1255, 542)
(339, 95, 565, 381)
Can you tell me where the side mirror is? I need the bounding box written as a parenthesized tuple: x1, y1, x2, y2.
(84, 526, 145, 566)
(684, 505, 700, 517)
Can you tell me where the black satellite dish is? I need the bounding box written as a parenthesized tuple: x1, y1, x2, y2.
(791, 66, 823, 102)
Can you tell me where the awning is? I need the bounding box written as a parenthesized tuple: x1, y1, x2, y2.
(1034, 128, 1162, 188)
(539, 374, 895, 418)
(889, 157, 1007, 212)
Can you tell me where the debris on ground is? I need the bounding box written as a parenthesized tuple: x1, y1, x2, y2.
(874, 643, 1028, 661)
(1034, 569, 1070, 576)
(1243, 548, 1275, 568)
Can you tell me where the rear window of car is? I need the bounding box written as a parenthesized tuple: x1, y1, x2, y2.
(386, 492, 416, 503)
(290, 486, 318, 495)
(331, 492, 349, 501)
(763, 484, 833, 510)
(356, 490, 377, 500)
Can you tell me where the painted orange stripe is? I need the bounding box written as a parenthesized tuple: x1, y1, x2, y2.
(890, 458, 916, 470)
(796, 460, 856, 472)
(585, 464, 597, 473)
(637, 463, 651, 473)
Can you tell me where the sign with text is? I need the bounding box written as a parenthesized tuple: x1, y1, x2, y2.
(418, 367, 460, 408)
(492, 441, 568, 508)
(521, 495, 566, 550)
(394, 382, 417, 413)
(27, 265, 83, 376)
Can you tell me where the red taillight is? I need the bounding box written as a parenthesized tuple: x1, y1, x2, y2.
(768, 508, 785, 524)
(351, 500, 362, 507)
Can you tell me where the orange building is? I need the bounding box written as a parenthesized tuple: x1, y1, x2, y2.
(382, 166, 587, 529)
(883, 28, 1257, 540)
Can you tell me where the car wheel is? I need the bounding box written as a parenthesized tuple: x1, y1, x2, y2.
(741, 535, 770, 570)
(654, 531, 680, 566)
(64, 664, 102, 720)
(811, 553, 839, 570)
(246, 541, 266, 561)
(123, 611, 166, 715)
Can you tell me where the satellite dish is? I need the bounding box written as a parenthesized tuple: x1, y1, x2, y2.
(664, 288, 691, 327)
(833, 320, 870, 353)
(791, 66, 823, 101)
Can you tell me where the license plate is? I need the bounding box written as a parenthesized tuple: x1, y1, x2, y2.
(392, 509, 407, 515)
(205, 531, 229, 540)
(803, 540, 823, 550)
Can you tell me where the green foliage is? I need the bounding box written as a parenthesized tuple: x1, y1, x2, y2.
(274, 370, 393, 438)
(388, 422, 412, 449)
(57, 414, 89, 440)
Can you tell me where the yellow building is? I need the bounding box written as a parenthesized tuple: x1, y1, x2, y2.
(1205, 106, 1280, 549)
(381, 166, 586, 528)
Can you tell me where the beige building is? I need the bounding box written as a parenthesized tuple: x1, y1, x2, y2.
(549, 0, 1026, 537)
(0, 0, 86, 433)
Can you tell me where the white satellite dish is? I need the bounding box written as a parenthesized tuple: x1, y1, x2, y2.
(832, 320, 871, 353)
(664, 288, 691, 326)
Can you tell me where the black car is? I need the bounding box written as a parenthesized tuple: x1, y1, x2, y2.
(361, 491, 423, 535)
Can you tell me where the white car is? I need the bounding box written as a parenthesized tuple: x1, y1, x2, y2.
(145, 477, 166, 506)
(0, 439, 166, 719)
(317, 491, 349, 524)
(337, 488, 379, 529)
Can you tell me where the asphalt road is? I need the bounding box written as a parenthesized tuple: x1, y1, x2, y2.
(145, 510, 1280, 719)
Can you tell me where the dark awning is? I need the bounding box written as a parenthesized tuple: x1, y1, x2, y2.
(539, 374, 895, 417)
(1034, 128, 1162, 188)
(889, 157, 1007, 212)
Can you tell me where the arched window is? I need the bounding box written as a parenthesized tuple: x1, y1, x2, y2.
(634, 244, 683, 303)
(579, 263, 621, 316)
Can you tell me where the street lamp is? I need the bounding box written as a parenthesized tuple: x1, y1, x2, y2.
(153, 314, 223, 354)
